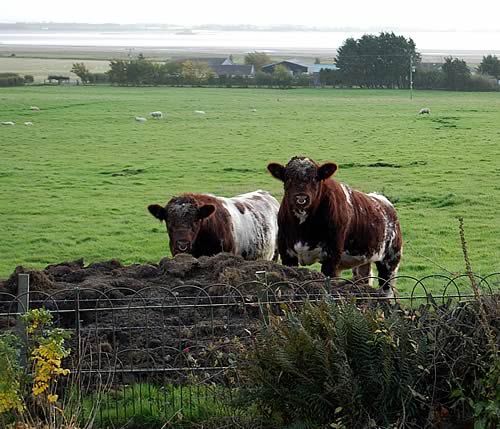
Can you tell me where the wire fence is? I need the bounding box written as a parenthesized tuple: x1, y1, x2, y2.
(0, 272, 498, 424)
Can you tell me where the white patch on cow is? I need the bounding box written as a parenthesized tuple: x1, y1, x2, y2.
(293, 157, 313, 168)
(341, 184, 353, 207)
(367, 267, 374, 286)
(371, 235, 387, 262)
(293, 209, 308, 224)
(368, 192, 393, 207)
(291, 241, 325, 265)
(364, 192, 396, 263)
(219, 190, 279, 261)
(352, 264, 374, 286)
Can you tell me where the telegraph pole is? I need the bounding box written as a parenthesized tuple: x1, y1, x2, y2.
(409, 56, 414, 100)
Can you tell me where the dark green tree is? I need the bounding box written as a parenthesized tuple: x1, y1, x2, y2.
(319, 68, 341, 86)
(107, 60, 127, 84)
(335, 37, 362, 86)
(71, 62, 91, 83)
(335, 32, 420, 88)
(442, 57, 471, 90)
(478, 54, 500, 79)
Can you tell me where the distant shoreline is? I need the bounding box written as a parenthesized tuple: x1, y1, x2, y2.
(0, 43, 497, 63)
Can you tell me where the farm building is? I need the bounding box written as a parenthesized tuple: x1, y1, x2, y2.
(262, 60, 308, 75)
(261, 59, 337, 76)
(175, 57, 235, 66)
(262, 60, 338, 85)
(174, 56, 255, 77)
(211, 64, 255, 77)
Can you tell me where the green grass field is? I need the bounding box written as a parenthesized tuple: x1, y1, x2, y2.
(0, 86, 499, 287)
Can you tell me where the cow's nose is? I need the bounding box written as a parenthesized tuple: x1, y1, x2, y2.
(176, 240, 190, 252)
(295, 194, 309, 206)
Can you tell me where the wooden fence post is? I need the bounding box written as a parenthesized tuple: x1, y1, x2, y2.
(17, 273, 30, 367)
(17, 273, 30, 315)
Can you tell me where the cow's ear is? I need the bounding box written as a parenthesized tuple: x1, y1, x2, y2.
(318, 162, 338, 180)
(267, 163, 286, 181)
(198, 204, 216, 220)
(148, 204, 167, 221)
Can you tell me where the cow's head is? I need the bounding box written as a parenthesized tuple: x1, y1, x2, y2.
(267, 157, 337, 217)
(148, 196, 215, 255)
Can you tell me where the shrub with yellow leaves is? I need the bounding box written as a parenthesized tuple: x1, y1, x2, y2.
(0, 308, 71, 428)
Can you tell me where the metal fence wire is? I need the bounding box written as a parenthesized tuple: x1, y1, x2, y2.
(0, 272, 498, 423)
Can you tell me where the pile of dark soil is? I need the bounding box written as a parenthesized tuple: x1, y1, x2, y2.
(0, 254, 384, 382)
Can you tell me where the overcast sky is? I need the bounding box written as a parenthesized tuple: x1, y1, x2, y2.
(3, 0, 500, 31)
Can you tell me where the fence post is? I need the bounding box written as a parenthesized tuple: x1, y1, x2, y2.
(255, 271, 269, 324)
(17, 273, 30, 315)
(324, 276, 331, 295)
(17, 273, 30, 367)
(75, 287, 82, 380)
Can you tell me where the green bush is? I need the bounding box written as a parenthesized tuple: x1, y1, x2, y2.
(243, 298, 499, 428)
(414, 69, 446, 89)
(293, 73, 312, 87)
(88, 72, 109, 84)
(0, 73, 25, 87)
(467, 75, 498, 91)
(255, 71, 273, 87)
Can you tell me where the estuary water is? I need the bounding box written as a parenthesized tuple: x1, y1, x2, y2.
(1, 29, 499, 54)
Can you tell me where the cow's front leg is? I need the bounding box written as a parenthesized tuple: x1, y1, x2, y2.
(320, 261, 341, 278)
(281, 251, 299, 266)
(321, 248, 342, 278)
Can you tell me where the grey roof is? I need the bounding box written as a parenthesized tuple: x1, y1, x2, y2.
(211, 64, 255, 76)
(176, 57, 233, 66)
(261, 60, 338, 74)
(261, 60, 309, 72)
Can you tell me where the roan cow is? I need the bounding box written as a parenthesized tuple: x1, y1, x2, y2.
(148, 190, 279, 260)
(267, 156, 402, 296)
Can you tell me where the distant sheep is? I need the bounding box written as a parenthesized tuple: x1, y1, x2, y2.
(30, 106, 40, 111)
(135, 116, 147, 123)
(1, 121, 15, 126)
(24, 121, 33, 126)
(418, 108, 431, 115)
(150, 111, 163, 119)
(250, 108, 257, 112)
(194, 110, 206, 115)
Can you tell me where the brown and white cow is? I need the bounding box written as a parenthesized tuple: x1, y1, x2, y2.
(267, 156, 402, 296)
(148, 190, 279, 260)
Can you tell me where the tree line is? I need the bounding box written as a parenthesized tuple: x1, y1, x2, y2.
(5, 32, 495, 90)
(71, 56, 303, 88)
(70, 44, 498, 92)
(0, 73, 33, 87)
(321, 33, 499, 91)
(321, 55, 499, 91)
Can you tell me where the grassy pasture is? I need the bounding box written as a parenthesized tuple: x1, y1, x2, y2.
(0, 86, 499, 290)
